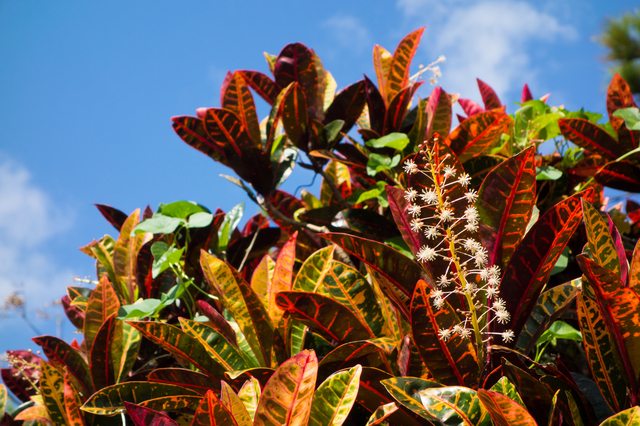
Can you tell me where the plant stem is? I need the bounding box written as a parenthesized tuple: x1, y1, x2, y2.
(238, 226, 260, 272)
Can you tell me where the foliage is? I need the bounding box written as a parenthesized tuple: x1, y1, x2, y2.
(598, 9, 640, 96)
(3, 28, 640, 426)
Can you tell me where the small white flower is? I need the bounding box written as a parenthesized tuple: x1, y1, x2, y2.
(404, 188, 418, 202)
(464, 190, 478, 203)
(457, 173, 471, 187)
(404, 159, 419, 175)
(440, 208, 454, 222)
(488, 276, 500, 287)
(479, 268, 491, 281)
(501, 330, 515, 343)
(417, 245, 436, 263)
(438, 274, 450, 287)
(421, 188, 438, 205)
(443, 165, 456, 179)
(463, 282, 476, 294)
(438, 328, 452, 340)
(465, 221, 479, 233)
(453, 324, 466, 335)
(489, 266, 501, 279)
(425, 226, 439, 239)
(492, 299, 506, 310)
(465, 206, 479, 222)
(474, 249, 488, 268)
(463, 238, 482, 254)
(495, 309, 510, 324)
(433, 297, 445, 310)
(486, 285, 498, 297)
(432, 289, 444, 299)
(438, 55, 446, 63)
(410, 218, 424, 233)
(408, 204, 422, 217)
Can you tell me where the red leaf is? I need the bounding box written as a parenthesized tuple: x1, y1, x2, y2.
(324, 79, 367, 136)
(477, 78, 502, 110)
(384, 82, 423, 134)
(223, 72, 262, 147)
(147, 368, 219, 395)
(281, 82, 309, 149)
(595, 160, 640, 192)
(171, 116, 227, 164)
(90, 314, 118, 390)
(607, 73, 638, 135)
(124, 402, 179, 426)
(364, 75, 386, 135)
(476, 147, 537, 271)
(458, 98, 484, 118)
(496, 189, 593, 343)
(219, 71, 233, 107)
(95, 204, 127, 232)
(274, 43, 321, 120)
(238, 70, 281, 105)
(559, 118, 623, 160)
(446, 111, 512, 162)
(385, 28, 425, 105)
(521, 84, 533, 103)
(425, 86, 452, 139)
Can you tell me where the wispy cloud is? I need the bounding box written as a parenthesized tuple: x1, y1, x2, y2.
(321, 16, 372, 55)
(0, 156, 74, 308)
(398, 0, 577, 103)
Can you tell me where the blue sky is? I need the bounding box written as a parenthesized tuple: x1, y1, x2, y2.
(0, 0, 637, 356)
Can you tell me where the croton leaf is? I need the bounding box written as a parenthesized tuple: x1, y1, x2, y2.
(31, 335, 94, 398)
(477, 389, 537, 426)
(127, 321, 227, 380)
(308, 365, 361, 426)
(269, 233, 297, 324)
(90, 313, 118, 390)
(599, 406, 640, 426)
(201, 250, 275, 367)
(476, 146, 536, 271)
(292, 245, 335, 293)
(446, 110, 512, 162)
(383, 82, 423, 135)
(411, 280, 478, 387)
(254, 350, 318, 426)
(95, 203, 128, 232)
(324, 80, 367, 138)
(63, 372, 84, 426)
(385, 27, 424, 105)
(82, 382, 199, 416)
(282, 82, 310, 149)
(124, 402, 179, 426)
(426, 86, 452, 139)
(223, 71, 262, 147)
(380, 376, 443, 422)
(321, 261, 385, 338)
(607, 73, 639, 135)
(496, 190, 590, 343)
(500, 360, 555, 426)
(39, 361, 68, 426)
(489, 376, 525, 407)
(238, 376, 261, 421)
(274, 43, 320, 120)
(594, 160, 640, 192)
(364, 75, 386, 135)
(373, 44, 392, 104)
(477, 79, 501, 110)
(220, 381, 252, 426)
(576, 293, 627, 414)
(113, 209, 146, 305)
(190, 389, 238, 426)
(319, 233, 429, 315)
(558, 118, 623, 160)
(83, 275, 121, 354)
(318, 341, 394, 379)
(365, 402, 399, 425)
(179, 318, 251, 372)
(418, 386, 492, 426)
(276, 291, 375, 343)
(112, 318, 141, 383)
(238, 70, 281, 105)
(171, 116, 227, 164)
(459, 98, 484, 118)
(147, 368, 219, 395)
(582, 200, 622, 279)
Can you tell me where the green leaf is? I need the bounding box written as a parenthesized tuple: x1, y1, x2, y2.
(366, 154, 400, 176)
(309, 365, 361, 426)
(365, 402, 399, 425)
(550, 247, 569, 276)
(582, 200, 622, 280)
(366, 133, 410, 150)
(536, 165, 563, 180)
(118, 298, 163, 319)
(292, 246, 335, 293)
(84, 276, 121, 355)
(39, 361, 68, 426)
(613, 107, 640, 131)
(599, 406, 640, 425)
(133, 214, 184, 235)
(254, 350, 318, 426)
(536, 321, 582, 345)
(384, 236, 413, 259)
(112, 320, 141, 383)
(347, 181, 387, 206)
(418, 386, 492, 426)
(220, 381, 253, 426)
(159, 200, 208, 219)
(188, 212, 214, 228)
(192, 389, 238, 426)
(151, 242, 185, 279)
(238, 376, 261, 421)
(82, 382, 199, 416)
(219, 203, 245, 252)
(489, 377, 524, 407)
(0, 384, 6, 420)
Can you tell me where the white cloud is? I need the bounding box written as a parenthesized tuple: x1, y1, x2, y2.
(0, 156, 74, 308)
(398, 0, 577, 103)
(321, 16, 372, 55)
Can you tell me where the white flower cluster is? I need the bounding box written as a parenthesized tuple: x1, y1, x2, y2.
(403, 141, 513, 345)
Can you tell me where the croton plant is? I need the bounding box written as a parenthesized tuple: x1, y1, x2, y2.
(2, 28, 640, 426)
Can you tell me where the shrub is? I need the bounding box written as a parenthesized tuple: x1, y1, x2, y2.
(2, 28, 640, 426)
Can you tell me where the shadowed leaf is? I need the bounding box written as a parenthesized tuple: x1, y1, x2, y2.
(383, 82, 423, 134)
(90, 314, 118, 390)
(324, 80, 367, 138)
(147, 368, 219, 395)
(124, 402, 179, 426)
(191, 389, 238, 426)
(594, 160, 640, 192)
(95, 204, 127, 232)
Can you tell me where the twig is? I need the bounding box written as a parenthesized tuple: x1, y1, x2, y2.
(238, 227, 261, 272)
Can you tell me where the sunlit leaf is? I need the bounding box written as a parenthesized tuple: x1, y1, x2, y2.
(309, 365, 361, 426)
(477, 389, 537, 426)
(39, 361, 68, 426)
(220, 381, 252, 426)
(418, 386, 492, 426)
